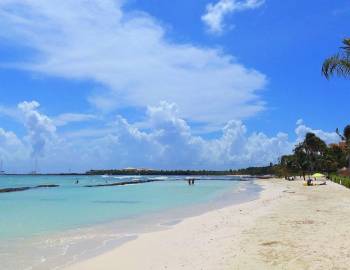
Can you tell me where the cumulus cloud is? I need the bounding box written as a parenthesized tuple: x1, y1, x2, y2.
(202, 0, 265, 34)
(203, 120, 291, 167)
(64, 101, 292, 170)
(0, 0, 267, 126)
(295, 119, 340, 145)
(0, 101, 342, 172)
(0, 128, 27, 163)
(18, 101, 57, 158)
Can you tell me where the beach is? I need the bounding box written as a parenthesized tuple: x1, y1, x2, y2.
(66, 178, 350, 270)
(1, 2, 349, 270)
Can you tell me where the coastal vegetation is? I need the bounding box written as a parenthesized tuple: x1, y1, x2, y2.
(228, 165, 276, 176)
(319, 37, 350, 188)
(86, 167, 277, 176)
(322, 38, 350, 79)
(329, 174, 350, 189)
(336, 125, 350, 170)
(277, 126, 350, 179)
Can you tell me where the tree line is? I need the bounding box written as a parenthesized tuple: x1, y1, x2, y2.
(86, 169, 231, 176)
(86, 166, 279, 177)
(276, 38, 350, 179)
(277, 126, 350, 179)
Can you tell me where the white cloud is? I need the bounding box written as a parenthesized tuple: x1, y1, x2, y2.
(0, 128, 27, 162)
(55, 101, 292, 170)
(18, 101, 57, 157)
(204, 120, 291, 167)
(53, 113, 97, 126)
(0, 0, 267, 126)
(295, 119, 340, 145)
(0, 101, 342, 173)
(202, 0, 265, 34)
(103, 102, 292, 169)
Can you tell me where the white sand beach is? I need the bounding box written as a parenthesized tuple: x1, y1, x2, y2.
(66, 179, 350, 270)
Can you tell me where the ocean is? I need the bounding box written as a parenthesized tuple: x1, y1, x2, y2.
(0, 175, 260, 269)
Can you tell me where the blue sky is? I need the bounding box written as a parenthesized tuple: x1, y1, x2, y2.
(0, 0, 348, 173)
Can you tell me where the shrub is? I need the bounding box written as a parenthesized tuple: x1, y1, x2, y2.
(329, 174, 350, 189)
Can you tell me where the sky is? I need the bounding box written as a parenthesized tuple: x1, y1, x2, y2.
(0, 0, 349, 173)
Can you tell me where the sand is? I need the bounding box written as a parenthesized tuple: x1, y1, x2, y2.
(66, 179, 350, 270)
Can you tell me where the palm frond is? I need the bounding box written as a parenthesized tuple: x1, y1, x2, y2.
(336, 128, 346, 141)
(322, 53, 350, 79)
(322, 38, 350, 79)
(344, 125, 350, 141)
(341, 38, 350, 52)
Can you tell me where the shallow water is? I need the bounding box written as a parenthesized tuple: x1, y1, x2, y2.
(0, 175, 260, 270)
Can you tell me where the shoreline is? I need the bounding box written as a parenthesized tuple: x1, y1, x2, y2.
(1, 179, 259, 270)
(65, 179, 281, 270)
(58, 180, 260, 269)
(66, 178, 350, 270)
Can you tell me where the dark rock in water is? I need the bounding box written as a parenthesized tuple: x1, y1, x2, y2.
(0, 187, 31, 193)
(35, 184, 59, 188)
(0, 184, 60, 193)
(85, 179, 162, 188)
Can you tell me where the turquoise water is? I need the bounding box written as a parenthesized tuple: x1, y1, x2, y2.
(0, 175, 249, 240)
(0, 175, 261, 270)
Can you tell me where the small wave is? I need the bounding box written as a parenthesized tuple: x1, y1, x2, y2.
(152, 176, 168, 180)
(113, 176, 141, 179)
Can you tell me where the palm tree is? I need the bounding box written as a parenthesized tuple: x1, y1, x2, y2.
(303, 133, 327, 175)
(293, 144, 309, 180)
(336, 125, 350, 170)
(322, 38, 350, 79)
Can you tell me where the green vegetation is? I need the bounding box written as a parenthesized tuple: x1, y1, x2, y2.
(277, 125, 350, 179)
(336, 125, 350, 170)
(329, 174, 350, 189)
(86, 166, 278, 176)
(320, 38, 350, 186)
(322, 38, 350, 79)
(87, 162, 281, 176)
(229, 164, 276, 176)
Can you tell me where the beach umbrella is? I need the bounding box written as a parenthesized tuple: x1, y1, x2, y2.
(312, 173, 325, 178)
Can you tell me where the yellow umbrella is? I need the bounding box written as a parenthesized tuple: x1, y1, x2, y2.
(312, 173, 325, 178)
